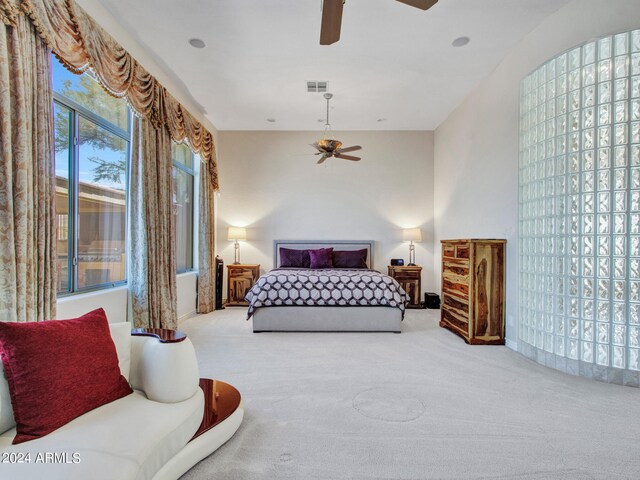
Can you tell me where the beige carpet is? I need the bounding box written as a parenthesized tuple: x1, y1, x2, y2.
(180, 308, 640, 480)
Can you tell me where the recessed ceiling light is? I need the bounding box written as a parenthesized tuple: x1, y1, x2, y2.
(266, 118, 276, 123)
(188, 38, 206, 49)
(452, 36, 470, 47)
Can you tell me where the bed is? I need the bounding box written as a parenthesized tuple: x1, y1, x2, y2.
(246, 240, 408, 333)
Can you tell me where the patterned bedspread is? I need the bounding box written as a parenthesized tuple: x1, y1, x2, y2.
(245, 269, 409, 318)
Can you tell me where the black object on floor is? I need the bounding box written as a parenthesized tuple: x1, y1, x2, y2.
(424, 292, 440, 309)
(215, 256, 225, 310)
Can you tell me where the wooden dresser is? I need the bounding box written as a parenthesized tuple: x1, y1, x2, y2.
(226, 264, 260, 306)
(388, 265, 422, 309)
(440, 239, 505, 344)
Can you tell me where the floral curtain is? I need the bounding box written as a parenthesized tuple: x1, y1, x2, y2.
(0, 12, 56, 322)
(129, 117, 177, 329)
(197, 160, 217, 313)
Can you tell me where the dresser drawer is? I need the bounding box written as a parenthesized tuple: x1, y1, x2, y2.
(443, 242, 471, 260)
(442, 304, 469, 324)
(388, 267, 421, 279)
(232, 268, 257, 278)
(456, 244, 470, 259)
(394, 270, 420, 280)
(442, 243, 456, 258)
(442, 270, 467, 287)
(441, 306, 470, 336)
(443, 261, 469, 278)
(442, 278, 469, 299)
(442, 293, 469, 319)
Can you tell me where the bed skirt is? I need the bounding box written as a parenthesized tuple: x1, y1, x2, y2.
(251, 306, 402, 333)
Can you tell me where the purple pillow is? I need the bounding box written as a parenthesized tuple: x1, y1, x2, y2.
(279, 248, 310, 268)
(308, 248, 334, 269)
(333, 249, 368, 269)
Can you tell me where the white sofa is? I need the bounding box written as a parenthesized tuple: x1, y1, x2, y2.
(0, 323, 244, 480)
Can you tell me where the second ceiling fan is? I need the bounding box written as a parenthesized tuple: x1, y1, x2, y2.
(320, 0, 439, 45)
(312, 93, 362, 164)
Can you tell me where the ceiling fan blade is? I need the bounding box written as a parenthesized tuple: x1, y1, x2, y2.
(289, 154, 321, 159)
(395, 0, 438, 10)
(335, 153, 361, 161)
(336, 145, 362, 154)
(317, 154, 330, 164)
(311, 143, 325, 153)
(320, 0, 343, 45)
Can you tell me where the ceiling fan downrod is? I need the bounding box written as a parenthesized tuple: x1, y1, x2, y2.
(324, 92, 333, 134)
(311, 92, 362, 164)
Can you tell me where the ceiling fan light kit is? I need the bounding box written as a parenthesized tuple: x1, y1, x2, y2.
(317, 139, 343, 151)
(311, 93, 362, 164)
(320, 0, 438, 45)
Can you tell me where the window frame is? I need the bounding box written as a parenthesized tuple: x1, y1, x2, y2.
(172, 144, 196, 274)
(53, 90, 132, 296)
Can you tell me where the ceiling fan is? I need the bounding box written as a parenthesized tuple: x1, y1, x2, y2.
(320, 0, 438, 45)
(312, 93, 362, 164)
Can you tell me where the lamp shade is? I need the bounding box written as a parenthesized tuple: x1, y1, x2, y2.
(402, 228, 422, 243)
(227, 227, 246, 241)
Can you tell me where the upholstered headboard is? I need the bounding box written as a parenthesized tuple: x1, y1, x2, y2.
(273, 240, 375, 269)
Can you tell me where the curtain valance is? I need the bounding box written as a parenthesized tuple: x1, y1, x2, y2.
(1, 0, 219, 189)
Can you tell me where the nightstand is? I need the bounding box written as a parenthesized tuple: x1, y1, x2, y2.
(226, 264, 260, 306)
(388, 265, 422, 309)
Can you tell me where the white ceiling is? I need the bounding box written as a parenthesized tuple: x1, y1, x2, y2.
(92, 0, 570, 131)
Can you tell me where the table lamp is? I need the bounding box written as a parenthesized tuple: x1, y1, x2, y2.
(227, 227, 246, 264)
(402, 228, 422, 266)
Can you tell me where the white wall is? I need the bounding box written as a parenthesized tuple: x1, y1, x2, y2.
(56, 272, 197, 324)
(217, 131, 435, 295)
(176, 273, 198, 322)
(433, 0, 640, 349)
(57, 286, 128, 323)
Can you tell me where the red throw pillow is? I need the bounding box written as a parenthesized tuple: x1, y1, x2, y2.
(0, 308, 133, 444)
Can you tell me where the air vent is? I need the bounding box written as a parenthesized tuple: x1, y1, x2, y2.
(307, 81, 328, 93)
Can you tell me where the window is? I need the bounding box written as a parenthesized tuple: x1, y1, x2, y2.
(52, 56, 131, 294)
(172, 143, 195, 272)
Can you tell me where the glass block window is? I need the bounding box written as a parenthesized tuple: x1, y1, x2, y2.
(519, 29, 640, 372)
